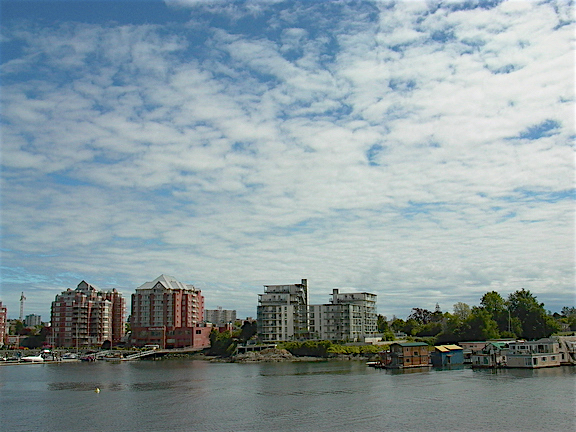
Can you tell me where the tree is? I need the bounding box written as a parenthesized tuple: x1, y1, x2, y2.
(453, 302, 471, 321)
(415, 322, 442, 337)
(481, 291, 506, 315)
(207, 330, 237, 357)
(239, 321, 257, 343)
(101, 340, 111, 350)
(402, 318, 421, 336)
(480, 291, 509, 334)
(508, 289, 560, 339)
(436, 313, 463, 344)
(408, 308, 433, 325)
(21, 336, 43, 348)
(390, 318, 405, 333)
(377, 315, 395, 340)
(459, 307, 500, 341)
(376, 315, 388, 333)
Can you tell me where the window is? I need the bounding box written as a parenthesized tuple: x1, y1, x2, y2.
(195, 330, 201, 334)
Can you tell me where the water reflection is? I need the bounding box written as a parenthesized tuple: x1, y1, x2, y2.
(3, 361, 574, 432)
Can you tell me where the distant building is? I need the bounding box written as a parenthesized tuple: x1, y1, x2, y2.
(0, 302, 7, 346)
(257, 279, 309, 342)
(309, 289, 377, 342)
(6, 334, 22, 347)
(24, 314, 42, 327)
(205, 307, 237, 326)
(51, 281, 126, 348)
(130, 274, 210, 349)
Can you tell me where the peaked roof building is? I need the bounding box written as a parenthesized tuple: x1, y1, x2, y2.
(51, 281, 126, 348)
(130, 274, 208, 349)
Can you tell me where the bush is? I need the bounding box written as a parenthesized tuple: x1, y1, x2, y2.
(280, 341, 383, 357)
(207, 330, 237, 357)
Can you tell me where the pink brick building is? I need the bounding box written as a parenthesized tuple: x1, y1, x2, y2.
(130, 274, 210, 349)
(0, 301, 7, 346)
(51, 281, 126, 348)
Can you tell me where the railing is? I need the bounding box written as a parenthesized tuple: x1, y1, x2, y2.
(123, 349, 159, 360)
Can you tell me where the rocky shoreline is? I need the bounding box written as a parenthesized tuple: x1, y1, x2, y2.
(214, 348, 375, 363)
(160, 347, 376, 363)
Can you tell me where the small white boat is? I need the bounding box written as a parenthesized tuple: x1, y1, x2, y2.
(61, 353, 79, 361)
(21, 355, 44, 362)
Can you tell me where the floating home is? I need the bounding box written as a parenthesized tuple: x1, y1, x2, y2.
(431, 344, 464, 367)
(378, 342, 430, 369)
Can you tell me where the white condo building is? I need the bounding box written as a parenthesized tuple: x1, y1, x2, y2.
(205, 307, 237, 326)
(309, 289, 377, 342)
(257, 279, 309, 342)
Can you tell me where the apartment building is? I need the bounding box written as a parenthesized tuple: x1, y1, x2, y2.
(24, 314, 42, 327)
(51, 281, 126, 347)
(309, 289, 378, 342)
(0, 301, 7, 346)
(130, 274, 210, 349)
(257, 279, 309, 342)
(205, 307, 237, 326)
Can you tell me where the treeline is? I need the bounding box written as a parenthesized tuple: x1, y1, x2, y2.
(280, 340, 381, 357)
(380, 288, 576, 344)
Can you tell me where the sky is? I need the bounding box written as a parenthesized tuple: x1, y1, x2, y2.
(1, 0, 574, 322)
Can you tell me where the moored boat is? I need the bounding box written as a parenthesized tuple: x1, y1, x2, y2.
(21, 355, 44, 362)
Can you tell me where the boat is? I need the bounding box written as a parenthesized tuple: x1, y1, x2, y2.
(21, 355, 44, 362)
(61, 353, 79, 361)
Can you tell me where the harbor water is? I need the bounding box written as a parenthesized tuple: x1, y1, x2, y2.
(1, 360, 574, 432)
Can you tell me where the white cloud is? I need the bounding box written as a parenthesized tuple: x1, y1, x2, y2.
(1, 0, 573, 320)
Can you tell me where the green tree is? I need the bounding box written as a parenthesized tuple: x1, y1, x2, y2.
(480, 291, 510, 334)
(408, 308, 433, 324)
(402, 318, 421, 336)
(560, 307, 576, 331)
(239, 321, 257, 343)
(377, 315, 388, 333)
(377, 315, 395, 340)
(508, 289, 560, 339)
(459, 307, 500, 341)
(207, 330, 236, 357)
(436, 313, 463, 344)
(21, 336, 43, 348)
(415, 322, 442, 337)
(453, 302, 471, 321)
(390, 318, 406, 333)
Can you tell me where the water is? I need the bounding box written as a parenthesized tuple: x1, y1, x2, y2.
(1, 360, 574, 432)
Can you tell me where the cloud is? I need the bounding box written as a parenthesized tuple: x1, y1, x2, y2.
(1, 0, 574, 320)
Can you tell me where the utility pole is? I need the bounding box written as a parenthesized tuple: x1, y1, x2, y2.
(19, 292, 26, 321)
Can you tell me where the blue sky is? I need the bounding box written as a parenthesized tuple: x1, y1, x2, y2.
(1, 0, 574, 321)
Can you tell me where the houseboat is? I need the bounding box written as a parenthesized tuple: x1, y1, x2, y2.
(376, 342, 430, 369)
(430, 344, 464, 367)
(506, 338, 561, 368)
(471, 341, 510, 368)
